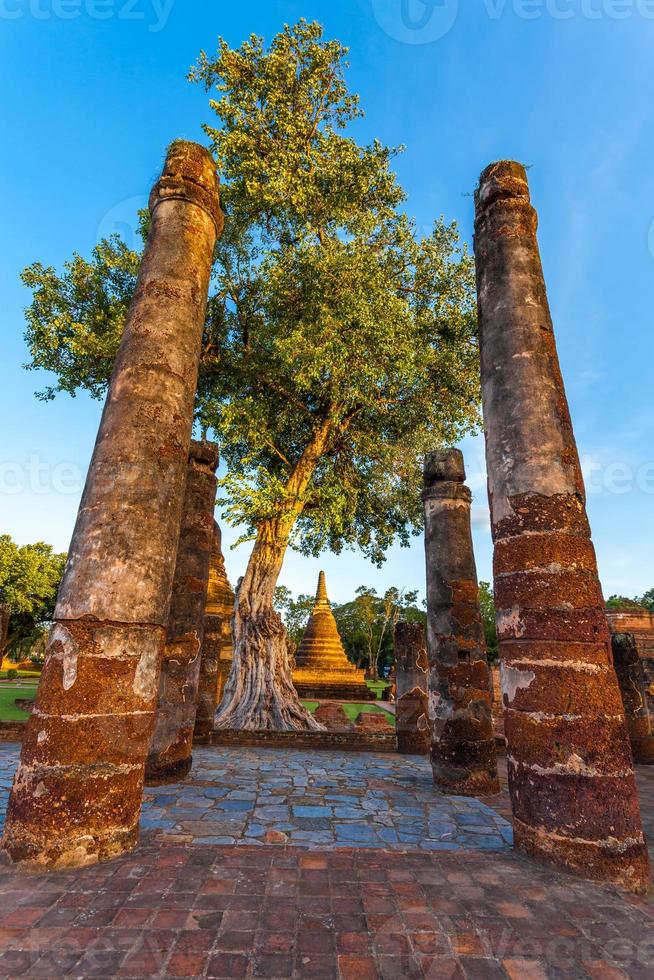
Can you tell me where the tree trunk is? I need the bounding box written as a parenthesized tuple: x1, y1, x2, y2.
(214, 420, 333, 732)
(214, 521, 322, 731)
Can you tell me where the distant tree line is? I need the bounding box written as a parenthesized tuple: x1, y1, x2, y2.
(0, 535, 66, 664)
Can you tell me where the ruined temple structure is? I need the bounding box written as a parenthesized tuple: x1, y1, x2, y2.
(607, 606, 654, 714)
(611, 632, 654, 764)
(193, 522, 235, 742)
(146, 441, 219, 783)
(394, 622, 429, 755)
(475, 159, 650, 892)
(1, 141, 223, 869)
(292, 572, 368, 700)
(423, 450, 499, 795)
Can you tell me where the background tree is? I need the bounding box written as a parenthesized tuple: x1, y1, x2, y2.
(273, 586, 314, 650)
(19, 22, 479, 729)
(0, 535, 66, 663)
(478, 581, 498, 663)
(606, 590, 654, 613)
(637, 589, 654, 612)
(333, 585, 424, 678)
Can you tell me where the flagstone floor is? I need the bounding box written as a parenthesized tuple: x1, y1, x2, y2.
(0, 743, 653, 978)
(140, 747, 512, 852)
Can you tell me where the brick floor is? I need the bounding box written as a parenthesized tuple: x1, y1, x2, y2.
(0, 744, 654, 977)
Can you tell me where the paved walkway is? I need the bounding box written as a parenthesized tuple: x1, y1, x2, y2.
(140, 747, 512, 852)
(0, 742, 653, 978)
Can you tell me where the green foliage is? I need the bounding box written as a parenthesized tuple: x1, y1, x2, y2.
(0, 535, 66, 655)
(21, 238, 141, 401)
(273, 585, 314, 646)
(6, 669, 18, 681)
(333, 585, 424, 677)
(606, 590, 654, 613)
(20, 20, 480, 568)
(605, 594, 642, 610)
(637, 589, 654, 613)
(478, 581, 498, 663)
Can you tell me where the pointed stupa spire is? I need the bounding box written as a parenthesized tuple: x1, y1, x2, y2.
(315, 570, 329, 609)
(292, 570, 368, 700)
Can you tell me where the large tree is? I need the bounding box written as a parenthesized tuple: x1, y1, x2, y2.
(0, 535, 66, 662)
(20, 21, 479, 729)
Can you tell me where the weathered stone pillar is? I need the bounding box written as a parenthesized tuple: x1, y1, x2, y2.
(474, 159, 649, 892)
(146, 440, 219, 782)
(194, 521, 235, 743)
(394, 622, 429, 754)
(423, 450, 499, 795)
(1, 142, 223, 869)
(612, 632, 654, 764)
(195, 523, 234, 739)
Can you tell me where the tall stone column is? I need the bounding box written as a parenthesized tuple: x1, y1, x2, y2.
(612, 633, 654, 764)
(394, 622, 429, 755)
(1, 142, 223, 869)
(194, 521, 235, 743)
(474, 160, 649, 892)
(146, 441, 219, 782)
(423, 450, 499, 795)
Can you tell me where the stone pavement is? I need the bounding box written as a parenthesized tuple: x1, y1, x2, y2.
(0, 744, 511, 852)
(0, 742, 653, 978)
(140, 747, 511, 852)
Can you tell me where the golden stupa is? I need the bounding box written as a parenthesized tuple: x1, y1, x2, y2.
(208, 536, 235, 706)
(292, 571, 369, 700)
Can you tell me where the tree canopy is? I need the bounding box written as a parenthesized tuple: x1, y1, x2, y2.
(21, 20, 480, 570)
(0, 535, 66, 657)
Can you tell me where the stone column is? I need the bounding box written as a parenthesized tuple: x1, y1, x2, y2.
(474, 159, 649, 892)
(146, 441, 219, 782)
(612, 633, 654, 764)
(194, 522, 235, 743)
(423, 450, 499, 795)
(1, 142, 223, 869)
(394, 622, 429, 754)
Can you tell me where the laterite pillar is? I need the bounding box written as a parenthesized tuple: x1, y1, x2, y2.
(612, 633, 654, 764)
(423, 450, 499, 795)
(394, 622, 430, 755)
(474, 160, 649, 892)
(194, 522, 235, 742)
(1, 141, 223, 868)
(146, 440, 219, 782)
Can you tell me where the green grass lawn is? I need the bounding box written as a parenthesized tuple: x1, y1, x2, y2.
(365, 679, 390, 700)
(0, 682, 39, 721)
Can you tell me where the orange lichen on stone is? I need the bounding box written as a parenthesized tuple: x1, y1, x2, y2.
(292, 572, 368, 701)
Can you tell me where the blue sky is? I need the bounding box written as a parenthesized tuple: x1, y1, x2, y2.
(1, 0, 653, 604)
